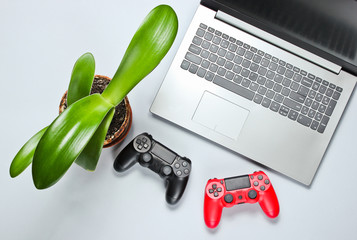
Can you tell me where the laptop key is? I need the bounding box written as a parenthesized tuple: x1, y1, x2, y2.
(196, 28, 205, 37)
(332, 91, 340, 100)
(311, 121, 319, 130)
(317, 116, 329, 133)
(283, 98, 302, 111)
(213, 75, 255, 100)
(270, 102, 280, 112)
(192, 36, 203, 45)
(325, 99, 336, 116)
(262, 98, 271, 108)
(185, 52, 202, 65)
(233, 74, 243, 84)
(288, 110, 298, 120)
(205, 72, 214, 81)
(254, 94, 263, 104)
(279, 106, 289, 116)
(189, 64, 199, 74)
(181, 60, 190, 70)
(242, 78, 251, 88)
(197, 68, 207, 78)
(289, 91, 306, 103)
(250, 82, 259, 91)
(189, 44, 201, 55)
(301, 77, 313, 87)
(236, 47, 246, 56)
(297, 114, 312, 127)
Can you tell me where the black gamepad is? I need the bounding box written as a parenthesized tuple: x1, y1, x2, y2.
(113, 133, 192, 204)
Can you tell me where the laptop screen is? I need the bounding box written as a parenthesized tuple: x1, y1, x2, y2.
(202, 0, 357, 74)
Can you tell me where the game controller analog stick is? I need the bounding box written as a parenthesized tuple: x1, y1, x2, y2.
(114, 133, 192, 205)
(204, 171, 279, 228)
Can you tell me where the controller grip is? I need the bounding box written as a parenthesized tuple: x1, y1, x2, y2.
(204, 194, 223, 228)
(113, 140, 138, 172)
(165, 176, 189, 205)
(259, 186, 280, 218)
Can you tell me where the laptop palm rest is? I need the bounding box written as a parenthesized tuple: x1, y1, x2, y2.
(192, 91, 249, 140)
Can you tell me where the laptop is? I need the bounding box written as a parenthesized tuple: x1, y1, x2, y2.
(150, 0, 357, 185)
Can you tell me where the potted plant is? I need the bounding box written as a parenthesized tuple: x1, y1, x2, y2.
(9, 4, 178, 189)
(59, 74, 133, 148)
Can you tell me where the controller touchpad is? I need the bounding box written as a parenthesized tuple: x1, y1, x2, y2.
(225, 175, 251, 191)
(151, 143, 176, 164)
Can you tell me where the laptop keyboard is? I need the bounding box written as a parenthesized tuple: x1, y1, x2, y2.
(180, 23, 343, 134)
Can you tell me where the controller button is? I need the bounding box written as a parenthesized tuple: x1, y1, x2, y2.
(184, 169, 189, 174)
(265, 179, 270, 185)
(258, 175, 263, 180)
(250, 175, 254, 179)
(182, 161, 188, 167)
(142, 153, 152, 163)
(143, 143, 149, 149)
(238, 195, 243, 200)
(177, 170, 182, 176)
(260, 186, 266, 191)
(224, 194, 234, 203)
(212, 184, 217, 189)
(162, 166, 172, 176)
(174, 163, 180, 169)
(142, 137, 148, 143)
(136, 139, 142, 144)
(253, 181, 259, 186)
(248, 190, 257, 199)
(220, 180, 223, 184)
(209, 189, 214, 194)
(217, 187, 222, 192)
(137, 145, 143, 150)
(214, 192, 219, 197)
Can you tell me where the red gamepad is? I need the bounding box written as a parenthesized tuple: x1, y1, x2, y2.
(204, 171, 279, 228)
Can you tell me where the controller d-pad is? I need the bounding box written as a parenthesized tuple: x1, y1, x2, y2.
(207, 182, 224, 198)
(134, 135, 152, 153)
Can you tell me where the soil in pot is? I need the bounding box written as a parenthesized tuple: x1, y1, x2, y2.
(59, 75, 132, 147)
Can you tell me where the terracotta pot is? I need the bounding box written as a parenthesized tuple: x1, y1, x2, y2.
(59, 75, 132, 148)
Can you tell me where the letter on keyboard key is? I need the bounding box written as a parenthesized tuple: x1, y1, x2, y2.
(213, 75, 255, 101)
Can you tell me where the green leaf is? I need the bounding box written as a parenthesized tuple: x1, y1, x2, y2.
(9, 53, 95, 178)
(101, 4, 178, 105)
(10, 127, 48, 178)
(75, 108, 115, 171)
(32, 94, 114, 189)
(67, 52, 95, 106)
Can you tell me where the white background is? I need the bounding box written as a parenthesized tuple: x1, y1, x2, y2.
(1, 0, 357, 239)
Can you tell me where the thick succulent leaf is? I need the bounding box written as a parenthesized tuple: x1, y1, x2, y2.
(101, 4, 178, 105)
(67, 52, 95, 106)
(10, 127, 48, 178)
(75, 108, 115, 171)
(32, 94, 114, 189)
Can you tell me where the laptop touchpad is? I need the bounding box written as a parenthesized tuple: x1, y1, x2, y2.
(192, 91, 249, 140)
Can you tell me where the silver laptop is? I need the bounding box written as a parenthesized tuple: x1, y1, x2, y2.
(151, 0, 357, 185)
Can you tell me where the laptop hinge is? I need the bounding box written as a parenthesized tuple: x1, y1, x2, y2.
(215, 11, 342, 75)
